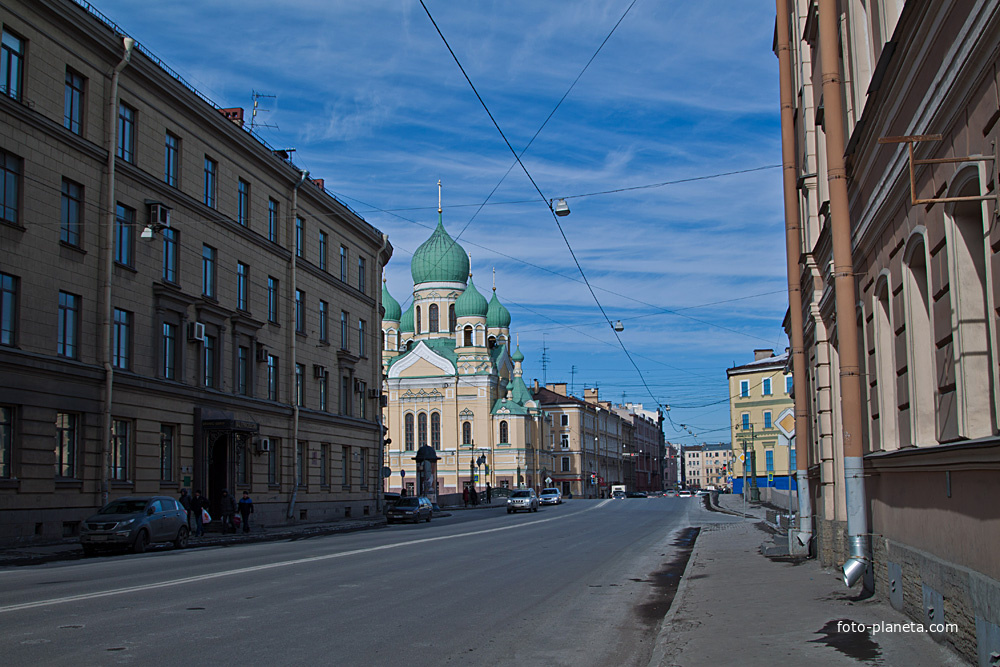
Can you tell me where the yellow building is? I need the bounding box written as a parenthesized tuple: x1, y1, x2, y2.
(380, 201, 542, 500)
(727, 350, 794, 495)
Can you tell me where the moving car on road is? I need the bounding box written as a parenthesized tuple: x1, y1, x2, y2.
(386, 496, 433, 523)
(80, 496, 189, 555)
(678, 490, 693, 498)
(507, 489, 539, 513)
(626, 491, 648, 498)
(612, 490, 627, 499)
(539, 488, 563, 505)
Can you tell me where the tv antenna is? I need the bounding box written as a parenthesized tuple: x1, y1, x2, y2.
(570, 365, 576, 396)
(251, 90, 278, 131)
(541, 335, 549, 387)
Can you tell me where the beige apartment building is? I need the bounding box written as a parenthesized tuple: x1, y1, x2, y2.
(0, 0, 391, 542)
(776, 0, 1000, 661)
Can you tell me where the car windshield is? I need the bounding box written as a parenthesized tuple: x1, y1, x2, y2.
(395, 498, 419, 507)
(542, 489, 559, 495)
(511, 491, 531, 498)
(98, 499, 149, 515)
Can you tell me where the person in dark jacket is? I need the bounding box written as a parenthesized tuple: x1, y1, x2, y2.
(220, 489, 236, 533)
(191, 490, 209, 537)
(178, 488, 192, 529)
(237, 491, 254, 534)
(462, 485, 469, 508)
(485, 482, 492, 504)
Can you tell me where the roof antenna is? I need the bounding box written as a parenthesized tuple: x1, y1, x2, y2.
(437, 179, 442, 214)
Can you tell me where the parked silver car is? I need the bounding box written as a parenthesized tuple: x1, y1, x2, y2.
(539, 488, 563, 505)
(507, 489, 539, 513)
(80, 496, 189, 555)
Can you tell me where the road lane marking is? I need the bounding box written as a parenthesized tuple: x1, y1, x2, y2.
(0, 503, 604, 614)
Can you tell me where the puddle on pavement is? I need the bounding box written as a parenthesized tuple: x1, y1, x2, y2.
(634, 526, 701, 627)
(809, 618, 883, 664)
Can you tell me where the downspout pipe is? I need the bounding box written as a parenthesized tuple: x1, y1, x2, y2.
(817, 0, 869, 587)
(286, 169, 309, 519)
(375, 232, 388, 514)
(100, 36, 135, 507)
(774, 0, 813, 553)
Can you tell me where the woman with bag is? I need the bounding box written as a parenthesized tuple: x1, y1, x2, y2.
(237, 491, 254, 534)
(191, 490, 209, 537)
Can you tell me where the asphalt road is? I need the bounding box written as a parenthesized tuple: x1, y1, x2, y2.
(0, 497, 730, 666)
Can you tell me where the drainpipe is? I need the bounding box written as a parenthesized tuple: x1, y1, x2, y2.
(817, 0, 869, 587)
(375, 232, 388, 513)
(100, 36, 136, 508)
(286, 169, 309, 519)
(775, 0, 813, 553)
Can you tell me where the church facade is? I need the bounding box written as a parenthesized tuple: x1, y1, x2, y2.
(381, 208, 545, 501)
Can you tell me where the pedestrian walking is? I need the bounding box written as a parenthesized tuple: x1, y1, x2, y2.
(470, 484, 478, 506)
(178, 488, 192, 529)
(220, 489, 236, 533)
(462, 485, 470, 508)
(485, 482, 492, 504)
(237, 491, 253, 534)
(191, 489, 209, 537)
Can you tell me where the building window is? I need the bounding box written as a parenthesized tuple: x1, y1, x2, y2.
(358, 257, 366, 293)
(164, 132, 179, 187)
(560, 433, 569, 448)
(267, 354, 278, 400)
(296, 441, 305, 487)
(790, 447, 796, 471)
(203, 157, 217, 208)
(449, 304, 456, 333)
(64, 68, 86, 135)
(762, 378, 772, 396)
(111, 419, 130, 480)
(320, 443, 329, 487)
(740, 380, 749, 398)
(463, 325, 473, 347)
(59, 178, 83, 247)
(162, 322, 177, 379)
(268, 438, 279, 486)
(342, 446, 351, 486)
(117, 103, 135, 163)
(55, 412, 78, 478)
(237, 345, 249, 396)
(785, 375, 793, 394)
(358, 380, 367, 420)
(114, 203, 134, 267)
(238, 180, 251, 227)
(766, 450, 774, 473)
(340, 376, 351, 415)
(416, 307, 422, 334)
(428, 304, 438, 333)
(741, 413, 750, 430)
(763, 411, 772, 429)
(500, 420, 509, 444)
(318, 373, 327, 411)
(236, 437, 248, 486)
(359, 448, 367, 489)
(341, 311, 348, 350)
(560, 414, 569, 427)
(267, 198, 278, 241)
(358, 319, 366, 357)
(319, 300, 328, 342)
(57, 292, 79, 358)
(418, 412, 428, 448)
(295, 217, 304, 258)
(405, 413, 415, 451)
(203, 334, 216, 388)
(561, 456, 570, 472)
(319, 231, 328, 270)
(1, 29, 25, 101)
(267, 276, 279, 323)
(0, 149, 20, 226)
(431, 412, 441, 449)
(295, 290, 305, 334)
(462, 421, 472, 445)
(237, 262, 248, 311)
(295, 363, 305, 406)
(162, 227, 178, 284)
(0, 272, 16, 346)
(0, 405, 12, 478)
(202, 245, 216, 298)
(339, 246, 348, 282)
(160, 424, 174, 482)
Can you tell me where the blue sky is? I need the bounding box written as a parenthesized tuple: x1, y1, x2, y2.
(95, 0, 788, 447)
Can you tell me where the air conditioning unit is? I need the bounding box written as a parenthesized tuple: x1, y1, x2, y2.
(313, 364, 327, 379)
(367, 388, 380, 399)
(257, 437, 271, 453)
(187, 322, 206, 342)
(256, 343, 268, 363)
(354, 378, 364, 393)
(148, 202, 171, 228)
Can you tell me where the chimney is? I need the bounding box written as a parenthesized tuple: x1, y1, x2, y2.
(219, 108, 244, 126)
(584, 388, 599, 404)
(753, 349, 774, 361)
(533, 379, 539, 392)
(312, 178, 325, 190)
(547, 383, 567, 396)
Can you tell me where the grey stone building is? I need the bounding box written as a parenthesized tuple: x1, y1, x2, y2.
(0, 0, 392, 542)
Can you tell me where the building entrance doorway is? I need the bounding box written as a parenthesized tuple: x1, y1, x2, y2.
(206, 430, 231, 516)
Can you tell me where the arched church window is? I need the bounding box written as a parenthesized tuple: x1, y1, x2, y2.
(487, 336, 496, 350)
(416, 306, 421, 334)
(429, 304, 439, 333)
(431, 412, 441, 449)
(404, 413, 414, 451)
(464, 325, 473, 347)
(449, 304, 456, 333)
(462, 421, 472, 445)
(418, 412, 428, 448)
(499, 420, 509, 443)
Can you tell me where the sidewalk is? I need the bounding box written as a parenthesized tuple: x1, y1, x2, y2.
(648, 495, 968, 666)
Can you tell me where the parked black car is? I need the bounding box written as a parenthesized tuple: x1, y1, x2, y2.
(80, 496, 189, 554)
(386, 496, 433, 524)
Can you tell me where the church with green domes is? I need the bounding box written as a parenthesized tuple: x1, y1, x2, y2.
(380, 203, 545, 501)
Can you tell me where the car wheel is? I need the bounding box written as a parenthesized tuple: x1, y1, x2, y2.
(173, 526, 189, 550)
(426, 513, 431, 523)
(132, 529, 149, 554)
(507, 508, 512, 514)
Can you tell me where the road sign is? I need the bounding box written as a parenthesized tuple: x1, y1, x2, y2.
(382, 466, 391, 478)
(400, 469, 406, 478)
(727, 476, 733, 483)
(737, 452, 745, 463)
(545, 476, 552, 484)
(767, 472, 774, 483)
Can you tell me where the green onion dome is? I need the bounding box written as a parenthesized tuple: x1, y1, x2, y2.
(511, 346, 524, 363)
(454, 279, 488, 318)
(400, 302, 414, 333)
(487, 290, 511, 328)
(410, 218, 470, 285)
(382, 282, 401, 322)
